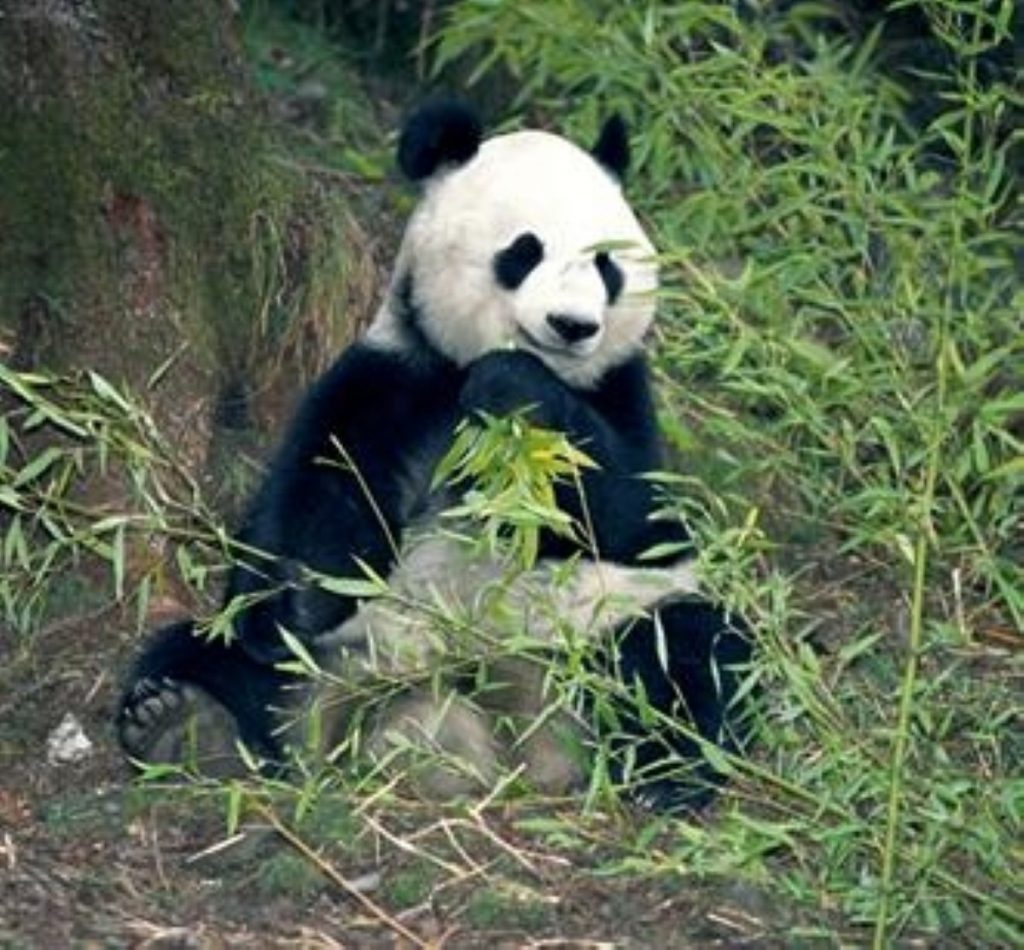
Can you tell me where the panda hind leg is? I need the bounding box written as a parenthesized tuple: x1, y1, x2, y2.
(479, 657, 588, 797)
(362, 688, 501, 799)
(117, 619, 286, 778)
(606, 599, 754, 812)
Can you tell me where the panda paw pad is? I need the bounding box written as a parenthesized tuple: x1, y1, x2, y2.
(118, 677, 245, 778)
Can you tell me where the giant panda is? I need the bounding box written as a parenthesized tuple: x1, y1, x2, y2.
(118, 101, 752, 811)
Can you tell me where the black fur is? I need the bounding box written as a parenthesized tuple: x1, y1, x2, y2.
(226, 341, 463, 664)
(594, 250, 624, 304)
(398, 100, 482, 181)
(494, 232, 544, 290)
(591, 114, 630, 181)
(604, 601, 751, 810)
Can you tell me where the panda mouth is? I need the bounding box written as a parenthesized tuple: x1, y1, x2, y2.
(516, 326, 592, 358)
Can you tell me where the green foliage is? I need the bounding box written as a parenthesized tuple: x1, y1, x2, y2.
(464, 883, 556, 930)
(0, 364, 227, 637)
(1, 1, 1020, 944)
(433, 411, 597, 568)
(242, 0, 393, 182)
(434, 0, 1022, 942)
(438, 1, 1020, 598)
(381, 867, 436, 909)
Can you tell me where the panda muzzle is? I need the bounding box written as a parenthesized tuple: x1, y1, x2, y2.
(547, 313, 600, 345)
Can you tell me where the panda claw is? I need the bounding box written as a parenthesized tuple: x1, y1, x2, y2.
(156, 683, 184, 711)
(138, 695, 167, 722)
(126, 675, 172, 705)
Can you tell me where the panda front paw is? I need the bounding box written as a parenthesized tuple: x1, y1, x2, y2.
(460, 349, 567, 422)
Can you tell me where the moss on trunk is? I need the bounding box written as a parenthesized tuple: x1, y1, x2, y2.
(0, 0, 372, 473)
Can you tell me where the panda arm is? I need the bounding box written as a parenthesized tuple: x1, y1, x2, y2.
(460, 350, 684, 562)
(228, 343, 462, 664)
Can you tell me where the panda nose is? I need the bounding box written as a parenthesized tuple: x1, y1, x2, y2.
(547, 313, 599, 344)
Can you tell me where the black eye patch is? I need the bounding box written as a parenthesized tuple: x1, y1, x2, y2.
(493, 232, 544, 290)
(594, 251, 624, 305)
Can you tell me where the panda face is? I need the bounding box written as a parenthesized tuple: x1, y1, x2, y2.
(377, 124, 658, 388)
(490, 226, 621, 358)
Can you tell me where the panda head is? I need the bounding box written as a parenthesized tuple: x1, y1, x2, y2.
(373, 102, 658, 388)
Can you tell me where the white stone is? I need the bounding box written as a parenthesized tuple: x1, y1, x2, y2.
(46, 712, 94, 765)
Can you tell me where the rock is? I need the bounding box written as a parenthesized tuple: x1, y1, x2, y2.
(46, 713, 94, 765)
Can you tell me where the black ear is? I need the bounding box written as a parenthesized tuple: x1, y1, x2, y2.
(591, 114, 629, 182)
(398, 100, 483, 182)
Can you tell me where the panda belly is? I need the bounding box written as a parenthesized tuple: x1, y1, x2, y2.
(324, 530, 702, 661)
(291, 527, 702, 799)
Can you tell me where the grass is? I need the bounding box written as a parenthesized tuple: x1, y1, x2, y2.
(1, 0, 1021, 944)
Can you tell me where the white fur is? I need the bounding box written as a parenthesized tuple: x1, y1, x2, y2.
(367, 129, 658, 388)
(324, 530, 699, 676)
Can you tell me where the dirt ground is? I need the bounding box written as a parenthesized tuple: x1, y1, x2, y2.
(0, 599, 809, 948)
